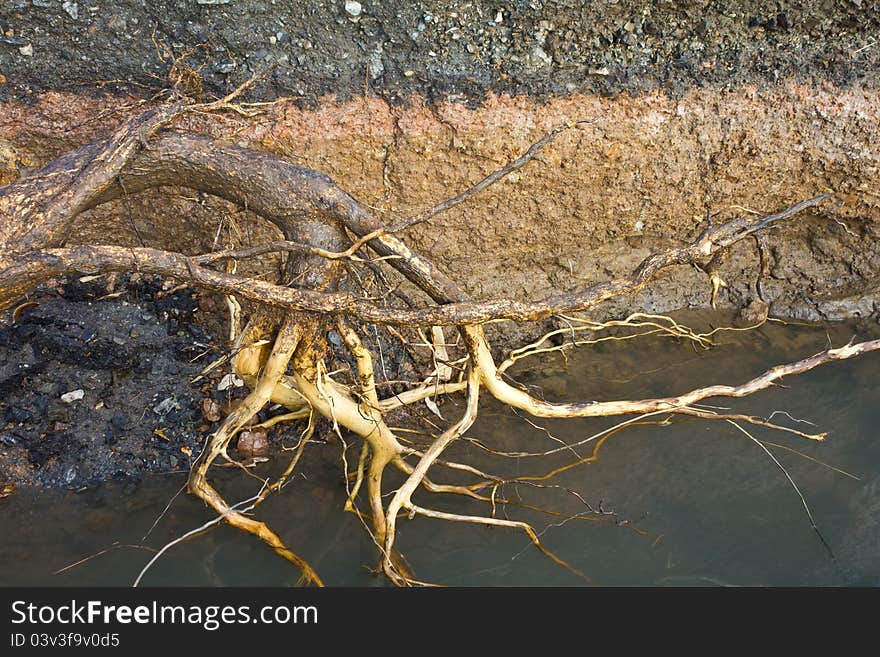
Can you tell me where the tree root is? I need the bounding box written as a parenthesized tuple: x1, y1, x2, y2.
(188, 314, 323, 586)
(1, 97, 876, 586)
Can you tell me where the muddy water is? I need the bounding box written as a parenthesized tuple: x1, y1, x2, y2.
(2, 313, 879, 587)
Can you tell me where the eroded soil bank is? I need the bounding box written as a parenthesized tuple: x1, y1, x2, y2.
(2, 81, 879, 491)
(1, 1, 879, 489)
(3, 83, 879, 323)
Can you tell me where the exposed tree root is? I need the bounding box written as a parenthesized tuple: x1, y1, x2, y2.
(1, 94, 876, 586)
(188, 314, 323, 586)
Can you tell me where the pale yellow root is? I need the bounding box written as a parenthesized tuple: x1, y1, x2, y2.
(188, 314, 323, 586)
(381, 366, 481, 584)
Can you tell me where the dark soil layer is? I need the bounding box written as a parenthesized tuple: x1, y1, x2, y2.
(0, 276, 416, 490)
(1, 1, 878, 103)
(0, 275, 240, 489)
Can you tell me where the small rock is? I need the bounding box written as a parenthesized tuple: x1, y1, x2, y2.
(532, 46, 552, 66)
(4, 405, 33, 424)
(60, 389, 84, 404)
(188, 324, 209, 343)
(217, 373, 245, 391)
(0, 36, 29, 46)
(64, 466, 77, 484)
(33, 395, 49, 415)
(737, 299, 770, 326)
(201, 398, 223, 422)
(18, 43, 33, 57)
(112, 336, 126, 345)
(368, 47, 384, 79)
(62, 1, 78, 19)
(237, 430, 269, 457)
(153, 396, 181, 415)
(345, 1, 362, 18)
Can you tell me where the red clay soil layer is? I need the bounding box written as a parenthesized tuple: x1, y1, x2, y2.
(2, 82, 878, 327)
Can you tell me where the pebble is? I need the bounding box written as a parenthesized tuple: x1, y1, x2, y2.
(345, 1, 362, 18)
(60, 389, 84, 404)
(153, 397, 181, 415)
(34, 395, 49, 415)
(237, 430, 269, 457)
(4, 405, 32, 424)
(18, 44, 33, 57)
(201, 398, 223, 422)
(62, 1, 78, 20)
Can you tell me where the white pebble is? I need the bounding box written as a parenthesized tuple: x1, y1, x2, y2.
(217, 373, 245, 391)
(345, 1, 362, 17)
(60, 389, 84, 403)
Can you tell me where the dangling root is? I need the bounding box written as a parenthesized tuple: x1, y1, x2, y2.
(188, 313, 323, 586)
(380, 366, 481, 584)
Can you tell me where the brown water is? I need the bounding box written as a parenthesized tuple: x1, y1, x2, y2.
(2, 313, 879, 586)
